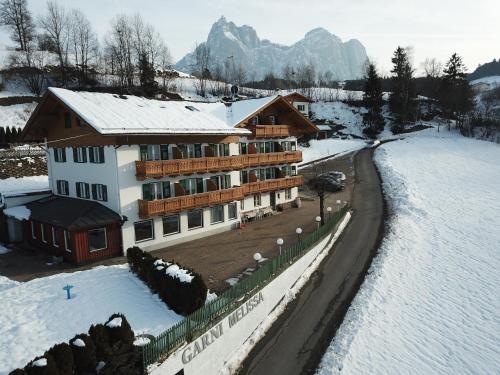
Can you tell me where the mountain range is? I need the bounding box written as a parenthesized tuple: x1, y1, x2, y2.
(175, 17, 368, 81)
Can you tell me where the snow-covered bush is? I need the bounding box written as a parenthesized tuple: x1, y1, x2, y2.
(105, 313, 134, 346)
(46, 343, 73, 375)
(88, 324, 111, 362)
(69, 334, 96, 374)
(24, 354, 58, 375)
(126, 247, 208, 315)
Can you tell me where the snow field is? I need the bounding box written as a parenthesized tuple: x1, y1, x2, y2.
(317, 129, 500, 375)
(0, 264, 183, 375)
(299, 138, 367, 164)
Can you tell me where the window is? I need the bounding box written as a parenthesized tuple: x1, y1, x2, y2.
(187, 209, 203, 229)
(286, 188, 292, 200)
(250, 116, 259, 126)
(64, 112, 71, 128)
(56, 180, 69, 195)
(64, 230, 72, 252)
(282, 166, 292, 177)
(134, 220, 154, 242)
(31, 221, 36, 239)
(40, 223, 46, 243)
(88, 228, 107, 251)
(228, 202, 237, 220)
(292, 166, 297, 175)
(76, 182, 90, 199)
(54, 148, 66, 162)
(162, 215, 180, 236)
(52, 227, 60, 247)
(240, 143, 247, 155)
(240, 170, 249, 184)
(269, 115, 276, 125)
(210, 205, 224, 224)
(91, 184, 108, 201)
(210, 174, 231, 190)
(211, 144, 230, 157)
(180, 178, 204, 195)
(73, 147, 87, 163)
(142, 182, 169, 201)
(254, 193, 262, 207)
(88, 147, 105, 163)
(297, 104, 305, 111)
(178, 144, 202, 158)
(139, 144, 169, 161)
(291, 141, 297, 151)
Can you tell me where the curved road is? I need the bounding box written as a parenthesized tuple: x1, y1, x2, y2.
(239, 148, 385, 375)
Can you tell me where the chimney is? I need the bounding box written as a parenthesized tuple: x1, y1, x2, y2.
(224, 102, 233, 125)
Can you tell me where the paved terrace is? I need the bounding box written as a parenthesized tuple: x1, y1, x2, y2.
(0, 152, 356, 292)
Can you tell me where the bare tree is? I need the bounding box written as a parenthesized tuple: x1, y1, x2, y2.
(0, 0, 34, 51)
(422, 57, 442, 78)
(105, 14, 135, 88)
(69, 9, 98, 86)
(157, 43, 174, 90)
(8, 46, 49, 95)
(193, 43, 212, 97)
(39, 0, 69, 85)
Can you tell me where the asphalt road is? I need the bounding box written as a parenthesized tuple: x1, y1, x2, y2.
(238, 147, 385, 375)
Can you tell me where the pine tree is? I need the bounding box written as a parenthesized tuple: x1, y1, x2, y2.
(0, 127, 6, 144)
(389, 46, 416, 131)
(138, 52, 158, 98)
(362, 63, 385, 138)
(439, 53, 474, 127)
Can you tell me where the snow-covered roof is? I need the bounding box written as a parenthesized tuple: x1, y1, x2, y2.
(317, 125, 332, 131)
(0, 176, 49, 198)
(195, 95, 279, 127)
(47, 88, 251, 136)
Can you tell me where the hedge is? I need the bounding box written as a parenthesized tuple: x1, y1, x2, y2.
(8, 314, 142, 375)
(127, 246, 208, 315)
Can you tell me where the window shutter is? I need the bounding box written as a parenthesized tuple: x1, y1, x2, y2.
(76, 182, 81, 197)
(64, 181, 68, 195)
(91, 184, 97, 200)
(62, 148, 66, 162)
(99, 147, 105, 163)
(82, 148, 87, 163)
(85, 183, 90, 199)
(56, 180, 61, 194)
(160, 144, 169, 160)
(102, 185, 108, 202)
(88, 147, 94, 163)
(73, 148, 78, 162)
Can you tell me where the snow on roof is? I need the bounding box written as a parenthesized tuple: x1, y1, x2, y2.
(0, 176, 49, 198)
(47, 88, 251, 136)
(317, 125, 332, 131)
(3, 205, 31, 220)
(195, 95, 278, 127)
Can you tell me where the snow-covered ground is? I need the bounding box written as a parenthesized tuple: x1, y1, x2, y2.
(470, 75, 500, 87)
(0, 102, 37, 129)
(0, 265, 183, 374)
(317, 129, 500, 374)
(299, 138, 367, 164)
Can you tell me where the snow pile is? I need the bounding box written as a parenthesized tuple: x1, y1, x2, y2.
(0, 175, 49, 197)
(0, 276, 18, 293)
(71, 339, 86, 348)
(0, 244, 11, 254)
(32, 358, 47, 367)
(0, 264, 183, 374)
(3, 205, 31, 220)
(105, 317, 122, 328)
(317, 129, 500, 375)
(299, 139, 366, 164)
(0, 102, 37, 129)
(153, 259, 194, 283)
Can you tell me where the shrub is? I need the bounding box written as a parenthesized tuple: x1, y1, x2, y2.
(69, 334, 96, 375)
(88, 324, 111, 362)
(46, 343, 73, 375)
(105, 314, 134, 347)
(126, 247, 208, 315)
(24, 355, 59, 375)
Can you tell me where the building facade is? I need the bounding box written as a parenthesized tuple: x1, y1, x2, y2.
(20, 89, 317, 263)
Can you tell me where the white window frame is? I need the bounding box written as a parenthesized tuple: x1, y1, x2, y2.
(89, 146, 104, 163)
(210, 205, 225, 225)
(297, 104, 305, 111)
(162, 214, 180, 236)
(31, 221, 36, 239)
(57, 180, 69, 196)
(74, 147, 87, 163)
(228, 202, 238, 220)
(54, 148, 65, 163)
(52, 227, 59, 247)
(286, 188, 292, 200)
(40, 223, 46, 243)
(187, 209, 204, 230)
(88, 228, 107, 252)
(76, 182, 90, 199)
(254, 193, 262, 207)
(134, 219, 155, 243)
(95, 184, 106, 201)
(64, 230, 72, 252)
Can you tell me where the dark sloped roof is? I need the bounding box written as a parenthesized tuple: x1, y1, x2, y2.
(26, 195, 121, 231)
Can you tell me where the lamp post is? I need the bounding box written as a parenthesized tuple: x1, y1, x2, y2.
(253, 252, 262, 268)
(295, 227, 302, 242)
(315, 216, 321, 229)
(336, 199, 342, 211)
(327, 206, 332, 219)
(276, 238, 284, 255)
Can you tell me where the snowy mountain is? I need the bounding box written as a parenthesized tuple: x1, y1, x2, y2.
(175, 17, 368, 81)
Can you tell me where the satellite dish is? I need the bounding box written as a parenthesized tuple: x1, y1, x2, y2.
(231, 85, 239, 96)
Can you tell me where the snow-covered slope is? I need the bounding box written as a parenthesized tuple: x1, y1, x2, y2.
(176, 17, 367, 80)
(0, 102, 37, 130)
(299, 139, 367, 164)
(317, 129, 500, 375)
(470, 75, 500, 87)
(311, 101, 367, 136)
(0, 265, 183, 374)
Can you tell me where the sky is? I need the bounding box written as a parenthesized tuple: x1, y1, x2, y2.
(1, 0, 499, 76)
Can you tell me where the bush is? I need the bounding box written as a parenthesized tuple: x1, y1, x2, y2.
(88, 324, 112, 362)
(8, 369, 26, 375)
(24, 355, 59, 375)
(69, 334, 96, 375)
(105, 314, 135, 347)
(126, 247, 208, 315)
(46, 343, 73, 375)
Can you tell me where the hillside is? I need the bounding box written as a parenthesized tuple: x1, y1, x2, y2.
(467, 59, 500, 81)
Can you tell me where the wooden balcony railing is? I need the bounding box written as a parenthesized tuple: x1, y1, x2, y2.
(137, 175, 304, 218)
(252, 125, 290, 138)
(135, 151, 302, 180)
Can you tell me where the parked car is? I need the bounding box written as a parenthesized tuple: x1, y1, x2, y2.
(308, 175, 345, 192)
(320, 171, 346, 182)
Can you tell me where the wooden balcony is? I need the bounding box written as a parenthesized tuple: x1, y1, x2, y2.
(135, 151, 302, 180)
(138, 187, 245, 218)
(137, 176, 304, 218)
(251, 125, 290, 138)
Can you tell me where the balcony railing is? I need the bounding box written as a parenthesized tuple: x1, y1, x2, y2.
(137, 175, 304, 218)
(252, 125, 290, 138)
(135, 151, 302, 180)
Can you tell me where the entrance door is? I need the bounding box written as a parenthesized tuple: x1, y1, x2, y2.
(270, 192, 276, 210)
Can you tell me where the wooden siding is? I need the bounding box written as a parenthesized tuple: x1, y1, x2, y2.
(135, 151, 302, 179)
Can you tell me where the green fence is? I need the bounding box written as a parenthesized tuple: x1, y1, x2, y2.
(142, 205, 349, 368)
